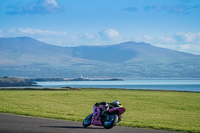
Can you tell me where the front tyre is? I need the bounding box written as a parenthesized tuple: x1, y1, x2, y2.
(82, 113, 93, 127)
(103, 114, 118, 129)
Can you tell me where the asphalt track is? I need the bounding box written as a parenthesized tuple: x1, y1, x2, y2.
(0, 113, 183, 133)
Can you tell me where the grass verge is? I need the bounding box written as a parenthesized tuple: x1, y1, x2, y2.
(0, 88, 200, 133)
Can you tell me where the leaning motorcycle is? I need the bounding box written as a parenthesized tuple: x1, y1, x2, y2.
(82, 103, 126, 129)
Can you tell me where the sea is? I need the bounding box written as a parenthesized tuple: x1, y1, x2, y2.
(36, 79, 200, 92)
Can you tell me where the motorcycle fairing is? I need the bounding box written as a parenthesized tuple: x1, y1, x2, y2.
(91, 104, 104, 126)
(108, 107, 126, 115)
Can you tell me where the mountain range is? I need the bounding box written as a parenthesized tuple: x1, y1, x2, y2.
(0, 37, 200, 78)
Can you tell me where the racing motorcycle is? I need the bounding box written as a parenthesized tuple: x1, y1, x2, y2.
(82, 102, 126, 129)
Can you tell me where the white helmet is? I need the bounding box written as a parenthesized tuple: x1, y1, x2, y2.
(113, 100, 120, 105)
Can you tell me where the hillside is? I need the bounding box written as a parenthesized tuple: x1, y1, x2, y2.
(0, 77, 36, 87)
(0, 37, 100, 66)
(0, 37, 200, 78)
(68, 41, 198, 63)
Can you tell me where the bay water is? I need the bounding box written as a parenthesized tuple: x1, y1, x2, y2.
(36, 79, 200, 92)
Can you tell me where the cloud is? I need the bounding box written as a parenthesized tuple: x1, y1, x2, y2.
(143, 5, 163, 12)
(178, 0, 193, 3)
(133, 32, 200, 44)
(98, 29, 121, 40)
(122, 7, 138, 13)
(162, 32, 200, 54)
(8, 28, 67, 36)
(180, 44, 191, 50)
(123, 3, 199, 14)
(143, 4, 199, 14)
(0, 30, 2, 37)
(2, 28, 123, 46)
(6, 0, 64, 15)
(132, 32, 200, 54)
(157, 36, 177, 44)
(6, 28, 70, 46)
(175, 32, 200, 43)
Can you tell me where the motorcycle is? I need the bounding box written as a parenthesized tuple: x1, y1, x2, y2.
(83, 102, 126, 129)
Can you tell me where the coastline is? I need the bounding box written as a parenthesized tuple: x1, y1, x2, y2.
(1, 78, 200, 92)
(0, 87, 200, 93)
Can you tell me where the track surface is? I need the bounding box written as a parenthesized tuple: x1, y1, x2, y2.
(0, 113, 182, 133)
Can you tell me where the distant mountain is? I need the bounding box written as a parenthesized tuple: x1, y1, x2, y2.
(0, 37, 200, 78)
(68, 41, 198, 63)
(0, 37, 99, 66)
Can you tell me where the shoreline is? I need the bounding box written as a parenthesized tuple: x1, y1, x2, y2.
(0, 87, 200, 93)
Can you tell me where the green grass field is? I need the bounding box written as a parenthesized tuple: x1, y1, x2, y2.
(0, 89, 200, 133)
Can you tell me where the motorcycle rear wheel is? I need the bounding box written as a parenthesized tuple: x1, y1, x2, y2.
(82, 113, 93, 127)
(103, 114, 118, 129)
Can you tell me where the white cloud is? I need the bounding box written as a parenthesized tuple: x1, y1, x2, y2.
(82, 33, 99, 40)
(6, 0, 64, 15)
(98, 29, 121, 40)
(0, 30, 3, 37)
(133, 35, 154, 43)
(5, 28, 70, 46)
(2, 28, 122, 46)
(180, 44, 191, 50)
(157, 36, 177, 43)
(131, 32, 200, 54)
(133, 32, 200, 45)
(11, 28, 67, 36)
(45, 0, 59, 7)
(176, 32, 200, 43)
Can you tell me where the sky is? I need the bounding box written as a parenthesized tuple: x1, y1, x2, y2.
(0, 0, 200, 54)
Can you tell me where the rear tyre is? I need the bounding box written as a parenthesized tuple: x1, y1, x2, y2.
(103, 114, 118, 129)
(82, 113, 93, 127)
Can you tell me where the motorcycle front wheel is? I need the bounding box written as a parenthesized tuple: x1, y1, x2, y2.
(103, 114, 118, 129)
(82, 113, 93, 127)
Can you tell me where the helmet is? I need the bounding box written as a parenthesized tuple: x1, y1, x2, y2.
(113, 100, 120, 105)
(113, 100, 122, 107)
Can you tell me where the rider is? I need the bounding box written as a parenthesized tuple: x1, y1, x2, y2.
(96, 100, 122, 114)
(109, 100, 123, 108)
